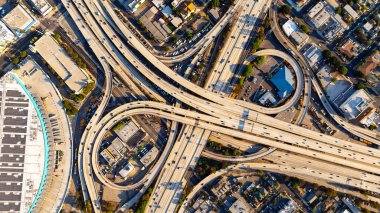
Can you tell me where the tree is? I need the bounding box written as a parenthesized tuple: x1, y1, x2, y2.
(331, 77, 337, 82)
(12, 57, 20, 65)
(339, 66, 348, 75)
(336, 7, 343, 14)
(355, 82, 366, 90)
(20, 51, 28, 58)
(299, 24, 310, 33)
(243, 64, 253, 77)
(53, 33, 61, 42)
(369, 124, 377, 130)
(322, 50, 332, 58)
(212, 0, 220, 8)
(280, 5, 292, 14)
(252, 56, 266, 66)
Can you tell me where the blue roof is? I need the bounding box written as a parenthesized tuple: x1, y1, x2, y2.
(270, 66, 295, 99)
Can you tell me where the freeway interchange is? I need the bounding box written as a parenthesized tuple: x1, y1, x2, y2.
(61, 0, 380, 212)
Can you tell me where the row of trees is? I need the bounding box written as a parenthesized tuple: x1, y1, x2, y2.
(12, 51, 29, 65)
(53, 33, 87, 69)
(322, 50, 348, 75)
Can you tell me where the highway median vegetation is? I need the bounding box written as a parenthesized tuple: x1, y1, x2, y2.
(195, 157, 229, 178)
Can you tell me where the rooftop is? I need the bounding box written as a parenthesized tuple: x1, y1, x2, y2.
(339, 89, 374, 119)
(0, 72, 45, 212)
(139, 146, 159, 167)
(28, 0, 52, 16)
(344, 4, 358, 19)
(115, 120, 139, 142)
(308, 1, 325, 19)
(0, 20, 15, 52)
(33, 34, 90, 94)
(119, 163, 135, 179)
(229, 198, 250, 213)
(2, 4, 36, 37)
(282, 19, 299, 37)
(303, 44, 323, 67)
(270, 66, 295, 99)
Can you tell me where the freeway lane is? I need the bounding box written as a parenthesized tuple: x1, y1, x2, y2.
(87, 102, 380, 187)
(205, 0, 271, 94)
(91, 0, 302, 115)
(270, 2, 380, 144)
(179, 162, 380, 213)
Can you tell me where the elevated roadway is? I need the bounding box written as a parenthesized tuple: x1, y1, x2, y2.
(87, 102, 380, 190)
(67, 0, 380, 211)
(269, 2, 380, 144)
(179, 163, 380, 213)
(205, 0, 271, 93)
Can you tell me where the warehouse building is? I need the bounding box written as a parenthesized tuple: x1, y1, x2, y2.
(270, 66, 295, 99)
(33, 35, 90, 94)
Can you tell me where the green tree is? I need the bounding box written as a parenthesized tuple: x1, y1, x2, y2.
(252, 56, 266, 66)
(280, 5, 292, 14)
(243, 64, 253, 77)
(20, 51, 28, 58)
(369, 124, 377, 130)
(355, 82, 366, 90)
(53, 33, 61, 42)
(299, 24, 310, 33)
(339, 66, 348, 75)
(12, 57, 20, 65)
(212, 0, 220, 8)
(322, 50, 332, 58)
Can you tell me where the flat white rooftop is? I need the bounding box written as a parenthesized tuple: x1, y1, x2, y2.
(28, 0, 52, 16)
(34, 35, 90, 94)
(0, 20, 15, 52)
(339, 89, 373, 119)
(2, 4, 36, 37)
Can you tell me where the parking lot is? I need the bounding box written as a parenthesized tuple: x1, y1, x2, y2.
(237, 56, 287, 107)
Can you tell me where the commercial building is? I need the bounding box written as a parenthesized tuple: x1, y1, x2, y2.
(0, 20, 15, 52)
(307, 2, 347, 41)
(139, 7, 172, 42)
(1, 4, 37, 37)
(259, 91, 277, 105)
(139, 146, 159, 167)
(12, 56, 72, 212)
(100, 138, 127, 166)
(307, 1, 324, 19)
(359, 108, 379, 128)
(270, 66, 295, 99)
(290, 31, 309, 48)
(339, 89, 374, 119)
(0, 72, 46, 212)
(338, 39, 361, 59)
(310, 7, 331, 29)
(344, 4, 358, 20)
(115, 120, 140, 142)
(27, 0, 53, 16)
(33, 35, 90, 94)
(229, 198, 250, 213)
(118, 163, 135, 179)
(303, 44, 323, 67)
(358, 51, 380, 76)
(282, 19, 309, 48)
(282, 19, 299, 36)
(118, 0, 145, 12)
